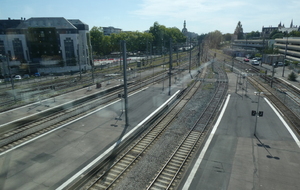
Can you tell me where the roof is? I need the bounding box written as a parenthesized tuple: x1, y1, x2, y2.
(16, 17, 77, 29)
(68, 19, 89, 30)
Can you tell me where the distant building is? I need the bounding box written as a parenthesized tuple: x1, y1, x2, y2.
(103, 26, 122, 36)
(182, 20, 188, 37)
(181, 20, 198, 41)
(262, 26, 278, 38)
(274, 37, 300, 63)
(262, 20, 300, 38)
(278, 20, 299, 34)
(0, 17, 92, 76)
(232, 39, 275, 50)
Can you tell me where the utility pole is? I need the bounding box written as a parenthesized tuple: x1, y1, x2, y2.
(271, 56, 274, 88)
(168, 38, 172, 96)
(146, 38, 149, 65)
(121, 40, 129, 128)
(198, 41, 201, 66)
(90, 45, 95, 83)
(189, 37, 191, 74)
(282, 37, 288, 77)
(119, 40, 122, 70)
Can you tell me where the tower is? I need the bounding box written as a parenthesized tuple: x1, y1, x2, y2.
(182, 20, 188, 36)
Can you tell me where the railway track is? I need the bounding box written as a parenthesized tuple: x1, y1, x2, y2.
(146, 65, 228, 190)
(70, 64, 207, 190)
(75, 63, 228, 190)
(248, 76, 300, 133)
(0, 60, 196, 154)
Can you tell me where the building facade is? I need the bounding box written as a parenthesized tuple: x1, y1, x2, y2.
(103, 26, 122, 36)
(0, 17, 92, 76)
(274, 37, 300, 63)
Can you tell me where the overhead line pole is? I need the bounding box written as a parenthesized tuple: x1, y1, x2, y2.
(169, 38, 172, 96)
(121, 40, 129, 128)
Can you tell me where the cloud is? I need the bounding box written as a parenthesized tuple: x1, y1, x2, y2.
(132, 0, 247, 20)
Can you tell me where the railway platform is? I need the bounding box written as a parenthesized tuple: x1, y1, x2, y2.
(179, 71, 300, 190)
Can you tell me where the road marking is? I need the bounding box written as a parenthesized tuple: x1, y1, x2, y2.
(182, 94, 231, 190)
(55, 90, 180, 190)
(264, 97, 300, 148)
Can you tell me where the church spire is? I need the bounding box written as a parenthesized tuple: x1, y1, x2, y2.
(184, 20, 186, 29)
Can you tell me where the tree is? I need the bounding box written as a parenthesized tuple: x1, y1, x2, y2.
(234, 21, 244, 39)
(90, 27, 105, 56)
(288, 72, 298, 81)
(205, 30, 223, 49)
(223, 33, 232, 41)
(288, 31, 300, 37)
(149, 22, 186, 53)
(246, 31, 260, 39)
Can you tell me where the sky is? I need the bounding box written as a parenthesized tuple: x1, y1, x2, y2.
(1, 0, 300, 35)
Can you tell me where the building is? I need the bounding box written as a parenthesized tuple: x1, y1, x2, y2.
(103, 26, 122, 36)
(278, 20, 299, 34)
(274, 37, 300, 63)
(262, 20, 300, 38)
(182, 20, 188, 37)
(0, 17, 92, 76)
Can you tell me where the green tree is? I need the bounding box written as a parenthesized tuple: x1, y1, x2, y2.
(246, 31, 260, 39)
(234, 21, 244, 39)
(205, 30, 223, 49)
(90, 27, 105, 56)
(223, 33, 232, 41)
(288, 72, 298, 81)
(288, 31, 300, 37)
(149, 22, 186, 53)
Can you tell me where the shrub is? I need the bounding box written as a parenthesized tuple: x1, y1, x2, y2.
(288, 72, 298, 81)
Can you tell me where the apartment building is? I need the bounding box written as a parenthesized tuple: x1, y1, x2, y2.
(0, 17, 92, 75)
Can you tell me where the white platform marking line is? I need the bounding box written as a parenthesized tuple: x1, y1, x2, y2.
(264, 97, 300, 148)
(182, 94, 231, 190)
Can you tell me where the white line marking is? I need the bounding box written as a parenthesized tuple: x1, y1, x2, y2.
(56, 90, 180, 190)
(182, 94, 231, 190)
(264, 97, 300, 148)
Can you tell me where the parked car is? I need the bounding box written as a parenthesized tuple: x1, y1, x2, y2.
(251, 60, 260, 66)
(14, 75, 22, 80)
(244, 58, 249, 62)
(253, 57, 262, 61)
(277, 62, 284, 66)
(23, 74, 30, 78)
